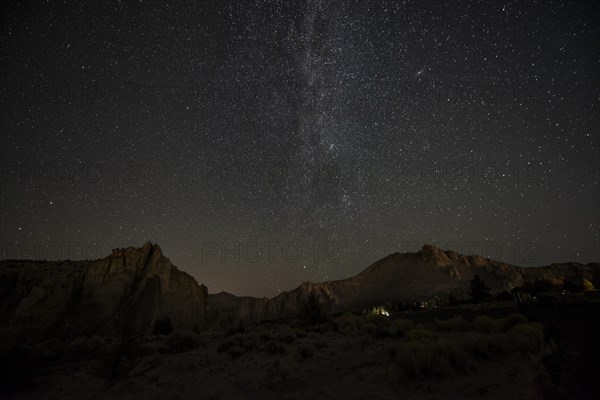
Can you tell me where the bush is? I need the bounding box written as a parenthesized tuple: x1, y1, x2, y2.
(506, 323, 544, 353)
(392, 319, 415, 336)
(66, 336, 109, 360)
(334, 313, 360, 333)
(473, 316, 498, 333)
(165, 332, 201, 353)
(582, 279, 595, 292)
(242, 333, 259, 351)
(495, 290, 513, 301)
(391, 340, 466, 380)
(217, 337, 235, 353)
(296, 344, 315, 359)
(317, 322, 333, 334)
(404, 328, 436, 342)
(537, 292, 561, 306)
(503, 313, 527, 331)
(218, 333, 256, 353)
(458, 332, 493, 359)
(299, 293, 324, 324)
(360, 322, 377, 335)
(276, 330, 297, 344)
(530, 279, 562, 295)
(266, 341, 286, 355)
(228, 346, 244, 359)
(433, 316, 465, 332)
(375, 323, 399, 339)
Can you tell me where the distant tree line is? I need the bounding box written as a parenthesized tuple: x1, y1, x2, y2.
(468, 274, 597, 304)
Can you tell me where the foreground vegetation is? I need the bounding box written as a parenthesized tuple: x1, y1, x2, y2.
(1, 308, 559, 399)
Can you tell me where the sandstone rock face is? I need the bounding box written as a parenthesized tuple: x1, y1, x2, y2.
(0, 242, 207, 341)
(208, 244, 599, 324)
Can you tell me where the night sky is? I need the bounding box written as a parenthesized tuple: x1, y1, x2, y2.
(1, 0, 598, 297)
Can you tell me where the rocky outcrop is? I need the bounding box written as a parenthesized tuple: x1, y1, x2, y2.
(208, 244, 599, 324)
(0, 242, 208, 341)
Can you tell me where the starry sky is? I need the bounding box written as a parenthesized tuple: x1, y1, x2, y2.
(1, 0, 598, 297)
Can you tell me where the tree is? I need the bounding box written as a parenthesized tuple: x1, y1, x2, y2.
(299, 292, 323, 324)
(582, 279, 595, 292)
(470, 274, 491, 303)
(533, 279, 561, 294)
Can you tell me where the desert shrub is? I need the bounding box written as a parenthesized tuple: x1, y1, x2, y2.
(228, 346, 244, 359)
(393, 343, 418, 379)
(217, 337, 235, 353)
(165, 332, 201, 353)
(335, 312, 364, 333)
(296, 344, 315, 359)
(313, 337, 328, 349)
(66, 336, 109, 360)
(458, 332, 493, 359)
(258, 330, 273, 342)
(266, 341, 286, 355)
(152, 317, 173, 335)
(226, 323, 246, 336)
(503, 313, 527, 331)
(334, 314, 359, 333)
(563, 279, 583, 293)
(433, 316, 465, 332)
(417, 343, 460, 376)
(506, 322, 545, 353)
(473, 316, 498, 333)
(526, 279, 562, 295)
(495, 290, 513, 301)
(270, 357, 289, 381)
(537, 292, 561, 306)
(392, 319, 415, 336)
(436, 339, 471, 371)
(97, 337, 145, 382)
(404, 328, 436, 342)
(217, 333, 252, 353)
(277, 330, 297, 344)
(294, 328, 307, 338)
(582, 279, 595, 292)
(374, 323, 399, 339)
(318, 322, 333, 333)
(299, 293, 324, 324)
(242, 333, 259, 351)
(392, 341, 456, 379)
(361, 322, 377, 335)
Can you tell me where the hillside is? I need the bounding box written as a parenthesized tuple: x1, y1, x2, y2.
(210, 244, 599, 324)
(0, 242, 208, 341)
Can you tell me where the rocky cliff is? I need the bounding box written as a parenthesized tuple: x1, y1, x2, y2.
(0, 242, 208, 341)
(208, 244, 599, 324)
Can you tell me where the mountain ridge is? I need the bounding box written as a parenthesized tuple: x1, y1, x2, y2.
(2, 242, 598, 334)
(209, 243, 600, 324)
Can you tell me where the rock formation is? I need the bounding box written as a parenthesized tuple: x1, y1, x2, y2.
(208, 244, 599, 324)
(0, 242, 208, 341)
(2, 242, 598, 333)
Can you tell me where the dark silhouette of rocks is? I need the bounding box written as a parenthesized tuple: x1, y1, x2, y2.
(0, 242, 207, 341)
(209, 244, 599, 324)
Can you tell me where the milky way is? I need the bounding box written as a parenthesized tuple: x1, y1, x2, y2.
(1, 0, 598, 296)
